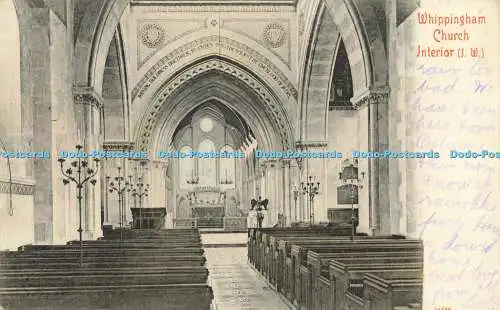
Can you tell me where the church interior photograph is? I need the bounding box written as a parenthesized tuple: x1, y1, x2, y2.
(0, 0, 423, 309)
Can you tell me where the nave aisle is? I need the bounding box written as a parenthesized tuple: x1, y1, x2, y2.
(204, 245, 290, 310)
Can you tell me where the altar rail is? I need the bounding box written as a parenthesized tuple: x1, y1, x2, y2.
(174, 217, 247, 231)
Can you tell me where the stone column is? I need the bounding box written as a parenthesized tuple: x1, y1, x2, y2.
(164, 162, 174, 228)
(281, 159, 291, 226)
(258, 161, 271, 227)
(73, 87, 104, 240)
(170, 159, 178, 227)
(241, 157, 249, 214)
(386, 0, 403, 235)
(354, 91, 390, 235)
(271, 160, 283, 223)
(267, 160, 279, 225)
(150, 160, 168, 208)
(18, 6, 53, 244)
(289, 159, 300, 222)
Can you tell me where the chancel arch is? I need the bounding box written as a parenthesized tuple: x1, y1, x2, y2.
(134, 57, 294, 153)
(132, 34, 298, 107)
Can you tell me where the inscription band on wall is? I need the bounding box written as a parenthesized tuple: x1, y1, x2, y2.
(132, 36, 297, 100)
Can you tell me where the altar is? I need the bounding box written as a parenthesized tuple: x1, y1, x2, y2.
(175, 186, 247, 230)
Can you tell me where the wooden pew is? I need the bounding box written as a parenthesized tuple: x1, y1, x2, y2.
(4, 248, 204, 257)
(265, 235, 355, 283)
(0, 284, 213, 310)
(319, 261, 422, 310)
(344, 271, 422, 310)
(247, 226, 353, 268)
(0, 253, 205, 263)
(307, 249, 422, 310)
(253, 229, 355, 277)
(272, 236, 410, 291)
(0, 229, 214, 310)
(290, 241, 422, 308)
(0, 266, 209, 287)
(19, 241, 202, 251)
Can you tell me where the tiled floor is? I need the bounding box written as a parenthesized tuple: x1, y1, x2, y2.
(204, 247, 291, 310)
(201, 233, 248, 245)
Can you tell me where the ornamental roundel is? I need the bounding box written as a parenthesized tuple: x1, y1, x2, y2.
(140, 23, 166, 49)
(262, 22, 287, 48)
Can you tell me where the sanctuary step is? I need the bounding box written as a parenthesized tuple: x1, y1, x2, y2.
(196, 217, 224, 228)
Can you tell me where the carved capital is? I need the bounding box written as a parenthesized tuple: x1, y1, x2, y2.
(73, 87, 104, 109)
(351, 89, 389, 110)
(102, 141, 135, 151)
(295, 141, 328, 149)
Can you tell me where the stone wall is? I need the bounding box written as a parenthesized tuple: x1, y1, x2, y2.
(2, 0, 94, 249)
(0, 0, 34, 250)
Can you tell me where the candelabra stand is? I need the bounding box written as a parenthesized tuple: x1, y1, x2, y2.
(301, 176, 320, 225)
(132, 177, 149, 229)
(339, 160, 365, 241)
(107, 167, 132, 246)
(58, 145, 100, 266)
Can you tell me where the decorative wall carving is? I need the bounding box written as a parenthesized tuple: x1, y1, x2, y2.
(72, 87, 103, 109)
(139, 23, 166, 48)
(134, 5, 296, 13)
(262, 22, 287, 48)
(221, 18, 291, 68)
(299, 12, 305, 35)
(135, 58, 293, 151)
(0, 181, 34, 195)
(137, 19, 208, 68)
(208, 18, 219, 27)
(132, 36, 297, 100)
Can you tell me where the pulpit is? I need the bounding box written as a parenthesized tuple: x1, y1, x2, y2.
(130, 207, 167, 229)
